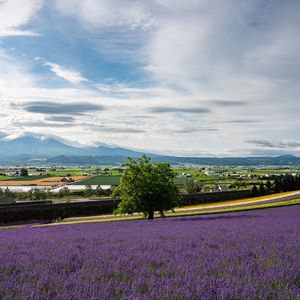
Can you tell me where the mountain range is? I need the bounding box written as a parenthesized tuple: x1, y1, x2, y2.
(0, 135, 145, 158)
(0, 134, 300, 166)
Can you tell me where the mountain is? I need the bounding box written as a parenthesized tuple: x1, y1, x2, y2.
(0, 136, 84, 156)
(0, 135, 146, 158)
(46, 155, 130, 165)
(44, 155, 300, 166)
(156, 155, 300, 166)
(0, 134, 300, 166)
(94, 146, 146, 157)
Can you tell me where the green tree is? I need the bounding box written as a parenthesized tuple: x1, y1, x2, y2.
(251, 184, 259, 196)
(184, 179, 202, 193)
(4, 188, 16, 200)
(258, 182, 266, 196)
(20, 168, 28, 176)
(273, 177, 281, 193)
(27, 189, 47, 201)
(112, 156, 180, 219)
(265, 179, 273, 194)
(36, 189, 47, 200)
(84, 185, 94, 197)
(58, 187, 70, 199)
(95, 186, 113, 197)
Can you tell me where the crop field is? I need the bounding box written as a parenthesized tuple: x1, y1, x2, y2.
(76, 175, 121, 185)
(0, 176, 86, 186)
(0, 205, 299, 299)
(173, 177, 188, 185)
(48, 169, 93, 176)
(77, 175, 188, 186)
(0, 175, 50, 181)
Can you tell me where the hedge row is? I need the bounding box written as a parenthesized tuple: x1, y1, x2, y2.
(0, 190, 251, 224)
(180, 190, 252, 205)
(0, 200, 120, 224)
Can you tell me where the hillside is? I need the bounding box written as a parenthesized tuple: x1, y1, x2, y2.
(1, 134, 300, 166)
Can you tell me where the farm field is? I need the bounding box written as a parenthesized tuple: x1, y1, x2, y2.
(0, 175, 50, 181)
(0, 176, 86, 186)
(1, 165, 300, 190)
(77, 175, 121, 185)
(76, 175, 189, 186)
(0, 205, 299, 299)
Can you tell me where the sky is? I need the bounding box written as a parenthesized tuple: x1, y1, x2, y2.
(0, 0, 300, 156)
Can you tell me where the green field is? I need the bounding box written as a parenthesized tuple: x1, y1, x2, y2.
(46, 168, 122, 177)
(1, 166, 299, 190)
(174, 177, 188, 185)
(0, 175, 50, 181)
(0, 176, 11, 180)
(75, 176, 121, 185)
(76, 175, 188, 186)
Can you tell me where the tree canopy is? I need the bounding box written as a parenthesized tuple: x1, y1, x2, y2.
(184, 179, 203, 193)
(112, 155, 180, 219)
(20, 168, 28, 176)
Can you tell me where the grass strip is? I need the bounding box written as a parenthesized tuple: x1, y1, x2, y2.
(1, 195, 300, 230)
(33, 198, 300, 227)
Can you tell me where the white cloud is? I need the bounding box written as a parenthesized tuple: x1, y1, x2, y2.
(54, 1, 300, 99)
(1, 1, 300, 156)
(0, 50, 36, 88)
(44, 62, 88, 84)
(0, 0, 43, 37)
(0, 30, 40, 37)
(55, 0, 154, 29)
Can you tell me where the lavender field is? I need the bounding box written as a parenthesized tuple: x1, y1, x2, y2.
(1, 206, 300, 299)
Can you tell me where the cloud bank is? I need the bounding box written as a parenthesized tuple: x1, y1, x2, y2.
(0, 0, 299, 156)
(22, 101, 105, 115)
(0, 0, 43, 36)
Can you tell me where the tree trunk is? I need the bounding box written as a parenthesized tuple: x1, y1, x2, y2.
(159, 211, 166, 218)
(148, 210, 154, 220)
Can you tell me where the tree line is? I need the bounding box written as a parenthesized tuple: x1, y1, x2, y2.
(0, 185, 113, 201)
(252, 174, 300, 196)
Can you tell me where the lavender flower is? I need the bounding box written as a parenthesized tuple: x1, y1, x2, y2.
(0, 205, 300, 299)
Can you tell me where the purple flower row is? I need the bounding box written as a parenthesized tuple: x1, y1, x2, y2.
(0, 205, 300, 299)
